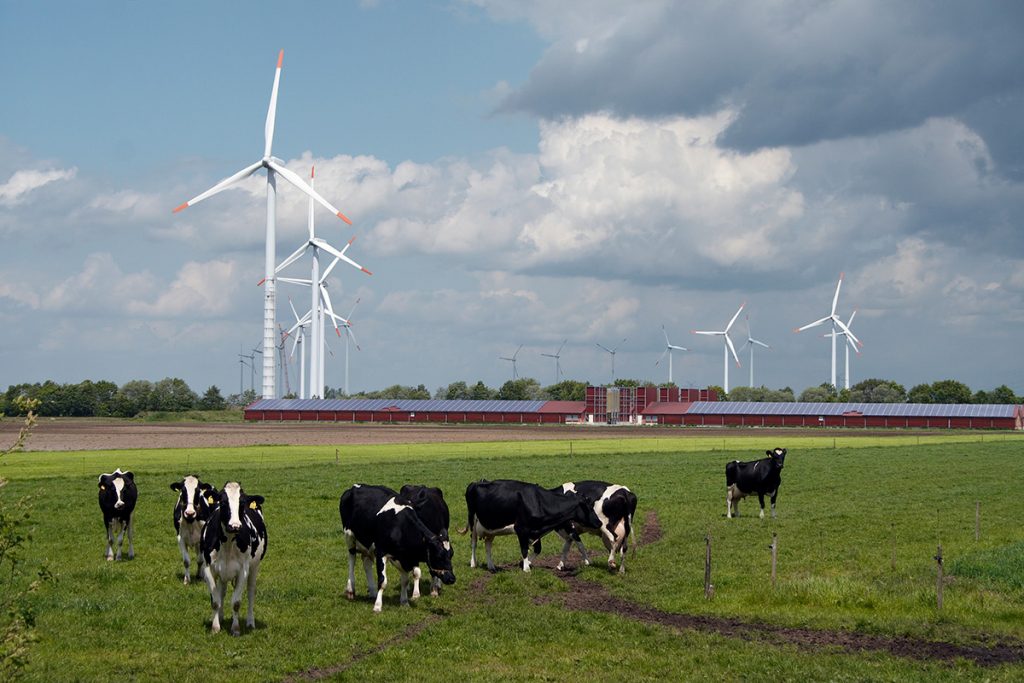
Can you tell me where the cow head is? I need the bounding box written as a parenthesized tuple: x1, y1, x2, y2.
(98, 469, 134, 510)
(767, 448, 787, 469)
(214, 482, 264, 536)
(573, 495, 603, 530)
(170, 475, 216, 523)
(424, 533, 456, 586)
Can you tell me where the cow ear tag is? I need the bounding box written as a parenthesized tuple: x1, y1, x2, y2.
(100, 485, 106, 491)
(207, 496, 215, 505)
(249, 501, 258, 510)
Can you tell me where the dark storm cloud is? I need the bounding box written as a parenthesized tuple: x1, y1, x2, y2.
(498, 2, 1024, 167)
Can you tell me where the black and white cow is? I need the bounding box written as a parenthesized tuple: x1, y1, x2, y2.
(556, 481, 638, 573)
(726, 447, 787, 519)
(170, 475, 217, 584)
(339, 484, 456, 613)
(200, 482, 267, 635)
(98, 469, 137, 561)
(399, 484, 452, 597)
(460, 479, 602, 572)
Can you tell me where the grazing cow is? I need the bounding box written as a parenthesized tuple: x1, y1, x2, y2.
(557, 481, 638, 573)
(98, 469, 137, 561)
(726, 447, 787, 519)
(399, 484, 453, 597)
(200, 482, 267, 635)
(459, 479, 602, 572)
(340, 484, 456, 613)
(170, 475, 218, 584)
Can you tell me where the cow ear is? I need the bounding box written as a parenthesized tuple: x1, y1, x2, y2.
(171, 481, 183, 491)
(248, 495, 265, 509)
(766, 450, 774, 457)
(123, 471, 135, 481)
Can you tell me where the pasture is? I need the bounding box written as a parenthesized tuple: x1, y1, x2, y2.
(3, 432, 1024, 681)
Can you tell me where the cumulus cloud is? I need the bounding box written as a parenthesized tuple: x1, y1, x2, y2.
(0, 167, 77, 206)
(127, 259, 241, 318)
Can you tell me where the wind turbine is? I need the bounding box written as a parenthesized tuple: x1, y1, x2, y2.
(500, 345, 523, 380)
(794, 273, 862, 388)
(284, 298, 309, 398)
(595, 338, 627, 381)
(737, 315, 771, 387)
(692, 304, 744, 393)
(173, 50, 354, 399)
(655, 326, 687, 385)
(823, 309, 860, 390)
(274, 166, 371, 398)
(540, 340, 567, 384)
(337, 298, 361, 397)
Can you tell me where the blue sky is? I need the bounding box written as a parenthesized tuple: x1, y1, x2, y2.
(2, 0, 1023, 398)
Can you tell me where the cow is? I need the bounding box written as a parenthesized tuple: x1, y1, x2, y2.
(98, 469, 137, 561)
(339, 484, 456, 613)
(170, 475, 218, 584)
(200, 481, 267, 635)
(556, 481, 638, 573)
(399, 484, 453, 597)
(459, 479, 602, 572)
(726, 447, 787, 519)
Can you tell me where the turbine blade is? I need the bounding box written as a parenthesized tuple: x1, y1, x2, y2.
(725, 303, 745, 333)
(288, 297, 301, 322)
(556, 339, 567, 355)
(275, 243, 310, 274)
(312, 237, 372, 275)
(831, 272, 844, 316)
(795, 316, 831, 332)
(277, 277, 313, 286)
(655, 349, 668, 366)
(834, 318, 862, 347)
(264, 50, 284, 158)
(595, 343, 613, 353)
(319, 283, 340, 335)
(346, 297, 361, 320)
(848, 309, 857, 325)
(692, 330, 722, 336)
(662, 324, 670, 346)
(173, 160, 263, 212)
(753, 340, 771, 349)
(669, 344, 688, 351)
(725, 334, 741, 367)
(268, 158, 353, 224)
(344, 323, 360, 350)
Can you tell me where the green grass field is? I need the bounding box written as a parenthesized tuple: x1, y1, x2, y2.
(3, 433, 1024, 681)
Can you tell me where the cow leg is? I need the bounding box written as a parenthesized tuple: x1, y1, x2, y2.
(105, 520, 115, 561)
(372, 555, 388, 613)
(113, 519, 126, 561)
(230, 568, 247, 635)
(758, 493, 766, 519)
(727, 486, 735, 518)
(126, 514, 134, 559)
(178, 535, 191, 584)
(485, 536, 496, 572)
(518, 534, 532, 572)
(770, 490, 778, 518)
(363, 554, 377, 598)
(411, 566, 421, 601)
(469, 528, 478, 569)
(556, 530, 572, 571)
(245, 563, 259, 630)
(575, 533, 591, 567)
(399, 568, 411, 606)
(345, 548, 357, 600)
(209, 578, 226, 634)
(431, 575, 441, 597)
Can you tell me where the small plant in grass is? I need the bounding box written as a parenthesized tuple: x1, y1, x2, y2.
(1, 396, 50, 678)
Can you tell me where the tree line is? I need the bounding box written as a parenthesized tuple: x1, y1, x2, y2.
(2, 376, 1018, 417)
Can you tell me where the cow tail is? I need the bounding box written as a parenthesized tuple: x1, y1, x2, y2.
(457, 506, 472, 536)
(628, 512, 637, 558)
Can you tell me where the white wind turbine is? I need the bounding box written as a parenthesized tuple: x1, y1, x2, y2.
(540, 340, 567, 384)
(823, 309, 860, 390)
(275, 167, 370, 398)
(595, 338, 627, 381)
(655, 326, 687, 385)
(737, 315, 771, 387)
(794, 273, 862, 389)
(173, 50, 354, 399)
(692, 304, 744, 393)
(500, 345, 523, 380)
(336, 298, 361, 397)
(285, 298, 309, 398)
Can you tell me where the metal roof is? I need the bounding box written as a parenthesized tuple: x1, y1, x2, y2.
(685, 402, 1018, 418)
(246, 398, 549, 413)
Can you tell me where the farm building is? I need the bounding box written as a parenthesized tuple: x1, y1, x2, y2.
(244, 389, 1023, 429)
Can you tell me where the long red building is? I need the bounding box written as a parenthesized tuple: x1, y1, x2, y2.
(244, 386, 1023, 430)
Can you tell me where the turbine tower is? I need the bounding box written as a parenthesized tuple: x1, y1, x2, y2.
(500, 345, 523, 380)
(284, 298, 309, 398)
(737, 315, 771, 387)
(540, 340, 567, 384)
(595, 338, 627, 381)
(173, 51, 354, 399)
(274, 166, 370, 398)
(655, 325, 687, 385)
(337, 298, 361, 397)
(794, 273, 862, 388)
(693, 304, 744, 393)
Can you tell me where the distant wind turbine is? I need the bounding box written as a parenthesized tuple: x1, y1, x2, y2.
(655, 326, 687, 385)
(794, 273, 862, 388)
(823, 309, 860, 390)
(596, 338, 627, 381)
(692, 304, 744, 393)
(737, 315, 771, 387)
(500, 345, 523, 380)
(540, 340, 567, 384)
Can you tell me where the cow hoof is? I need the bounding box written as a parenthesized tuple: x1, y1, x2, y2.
(556, 562, 565, 571)
(211, 624, 221, 634)
(183, 576, 190, 585)
(430, 589, 439, 597)
(583, 559, 591, 566)
(372, 606, 382, 614)
(231, 625, 241, 637)
(345, 590, 355, 601)
(106, 556, 114, 562)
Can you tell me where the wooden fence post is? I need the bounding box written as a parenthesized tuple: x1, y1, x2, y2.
(704, 531, 713, 600)
(769, 532, 778, 590)
(935, 544, 944, 610)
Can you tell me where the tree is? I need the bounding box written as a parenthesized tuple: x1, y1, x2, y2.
(800, 384, 837, 402)
(974, 385, 1018, 404)
(727, 386, 796, 402)
(439, 381, 471, 400)
(544, 380, 588, 402)
(199, 385, 227, 410)
(911, 380, 973, 404)
(849, 378, 907, 403)
(497, 378, 544, 401)
(707, 385, 726, 401)
(612, 378, 641, 388)
(469, 381, 497, 400)
(151, 378, 198, 412)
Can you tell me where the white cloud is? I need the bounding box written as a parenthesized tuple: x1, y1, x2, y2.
(127, 259, 241, 317)
(0, 167, 77, 206)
